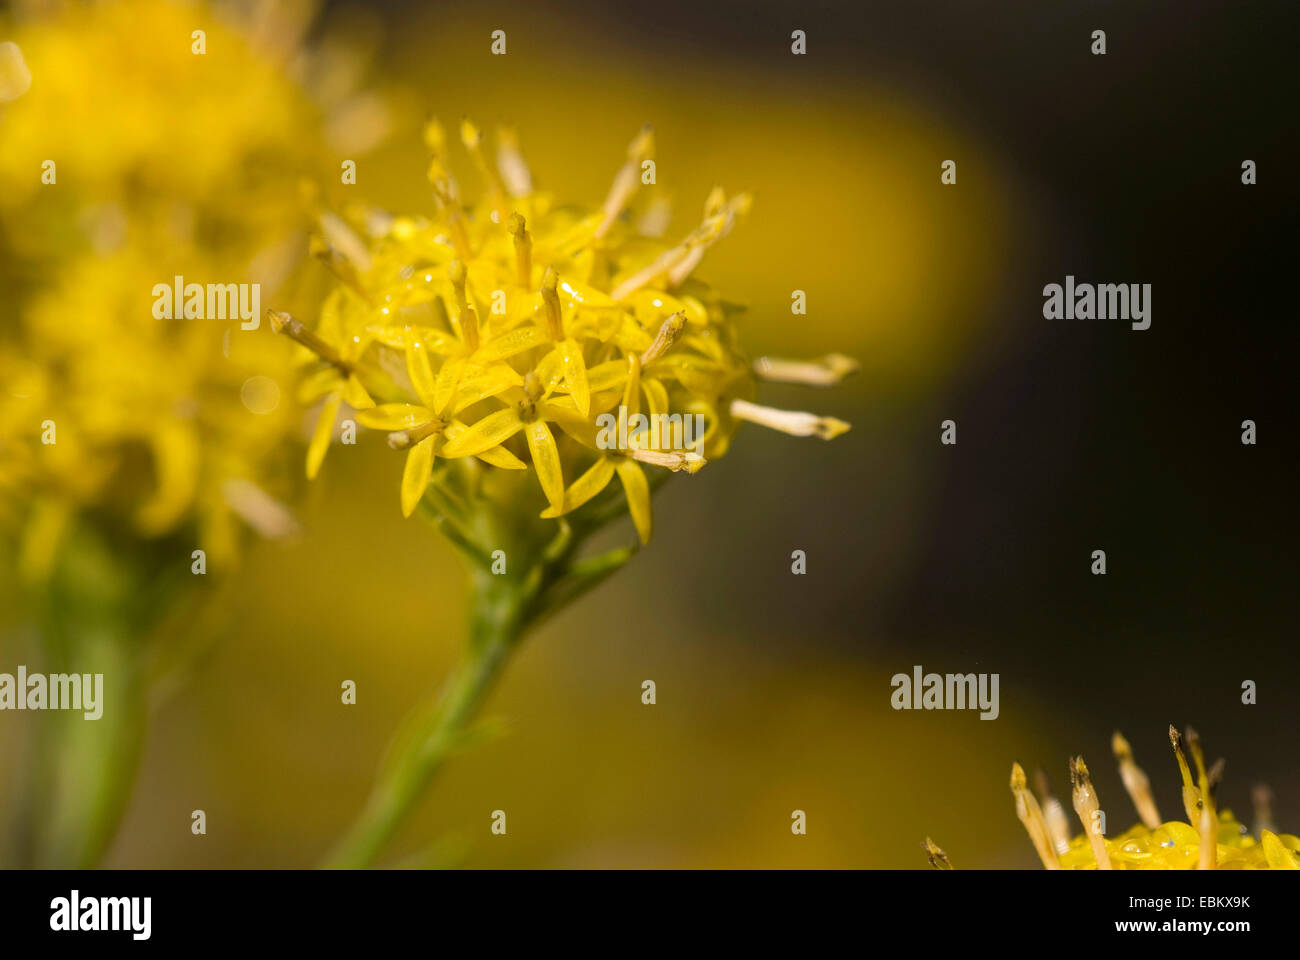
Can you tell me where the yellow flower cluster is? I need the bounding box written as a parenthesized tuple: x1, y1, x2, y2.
(275, 120, 854, 543)
(0, 0, 344, 574)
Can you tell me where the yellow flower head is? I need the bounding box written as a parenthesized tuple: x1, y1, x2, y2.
(274, 121, 855, 544)
(991, 726, 1299, 870)
(0, 0, 379, 576)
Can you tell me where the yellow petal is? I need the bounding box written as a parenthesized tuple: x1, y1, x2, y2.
(641, 378, 669, 421)
(355, 403, 434, 430)
(306, 393, 342, 479)
(296, 366, 340, 403)
(406, 335, 439, 408)
(431, 355, 468, 414)
(558, 339, 590, 418)
(440, 406, 525, 458)
(342, 374, 375, 410)
(525, 419, 565, 511)
(613, 458, 653, 544)
(649, 353, 728, 394)
(537, 398, 599, 449)
(1262, 831, 1300, 870)
(586, 359, 630, 394)
(451, 363, 525, 414)
(475, 445, 527, 470)
(442, 421, 527, 470)
(473, 324, 547, 363)
(400, 438, 435, 517)
(540, 456, 616, 518)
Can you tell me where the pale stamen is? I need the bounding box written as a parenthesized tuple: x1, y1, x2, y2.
(432, 177, 474, 260)
(541, 268, 565, 341)
(754, 353, 860, 386)
(496, 126, 532, 198)
(1170, 724, 1202, 828)
(1252, 785, 1276, 836)
(1032, 768, 1072, 855)
(449, 260, 480, 352)
(1112, 731, 1161, 829)
(627, 449, 705, 473)
(639, 311, 686, 365)
(508, 213, 532, 288)
(267, 309, 351, 372)
(1070, 756, 1112, 870)
(460, 118, 509, 220)
(1186, 728, 1218, 870)
(921, 837, 953, 870)
(221, 478, 300, 539)
(729, 399, 850, 440)
(1011, 762, 1060, 869)
(595, 124, 654, 241)
(388, 419, 444, 450)
(309, 235, 372, 304)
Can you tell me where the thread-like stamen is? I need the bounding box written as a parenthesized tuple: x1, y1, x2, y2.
(1169, 724, 1202, 828)
(1070, 756, 1112, 870)
(1033, 768, 1072, 855)
(460, 118, 508, 220)
(221, 478, 300, 539)
(627, 448, 705, 473)
(309, 235, 372, 304)
(318, 211, 373, 272)
(496, 126, 532, 198)
(449, 260, 479, 352)
(1252, 785, 1277, 836)
(595, 124, 654, 241)
(541, 268, 564, 340)
(622, 353, 642, 418)
(1112, 731, 1162, 829)
(432, 177, 474, 260)
(728, 399, 850, 439)
(921, 837, 953, 870)
(1185, 727, 1218, 870)
(267, 310, 350, 371)
(665, 193, 751, 287)
(508, 213, 532, 288)
(1011, 763, 1060, 869)
(388, 419, 444, 450)
(639, 311, 686, 365)
(1207, 757, 1226, 799)
(608, 192, 750, 300)
(754, 353, 860, 386)
(424, 116, 447, 159)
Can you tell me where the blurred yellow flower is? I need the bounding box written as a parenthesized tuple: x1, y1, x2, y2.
(0, 0, 374, 574)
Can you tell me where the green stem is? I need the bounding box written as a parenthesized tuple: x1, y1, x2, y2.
(323, 478, 640, 869)
(322, 571, 526, 869)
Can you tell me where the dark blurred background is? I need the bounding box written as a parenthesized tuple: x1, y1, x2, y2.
(8, 0, 1297, 868)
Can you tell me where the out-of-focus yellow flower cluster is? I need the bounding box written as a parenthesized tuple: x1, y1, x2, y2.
(275, 120, 853, 544)
(0, 0, 365, 576)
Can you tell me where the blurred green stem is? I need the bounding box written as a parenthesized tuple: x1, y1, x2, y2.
(12, 525, 151, 869)
(323, 488, 636, 869)
(322, 569, 523, 869)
